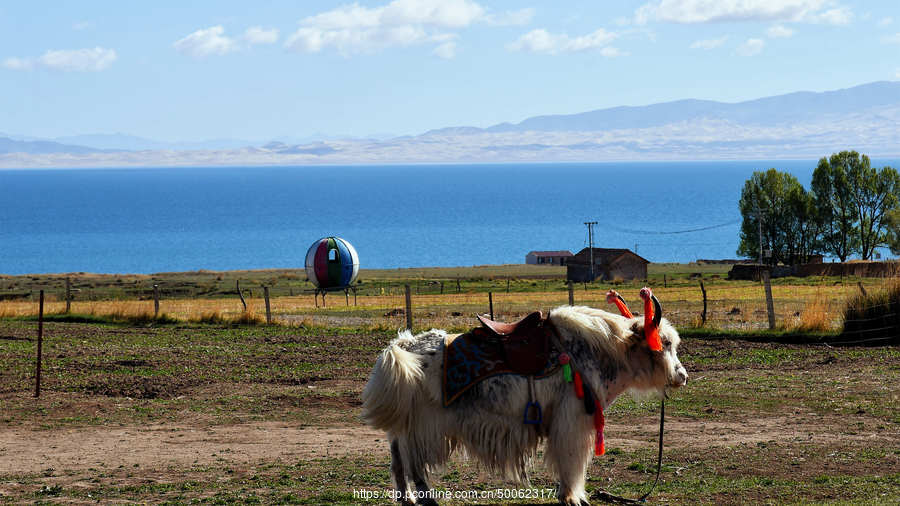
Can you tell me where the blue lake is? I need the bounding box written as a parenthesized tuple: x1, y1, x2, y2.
(2, 161, 897, 274)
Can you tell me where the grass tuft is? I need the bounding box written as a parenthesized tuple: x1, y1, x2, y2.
(795, 289, 833, 332)
(841, 276, 900, 344)
(232, 310, 264, 326)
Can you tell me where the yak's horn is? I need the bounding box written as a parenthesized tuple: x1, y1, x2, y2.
(639, 287, 663, 351)
(652, 294, 662, 328)
(606, 289, 634, 318)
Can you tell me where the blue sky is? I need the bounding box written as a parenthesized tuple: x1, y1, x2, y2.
(1, 1, 898, 141)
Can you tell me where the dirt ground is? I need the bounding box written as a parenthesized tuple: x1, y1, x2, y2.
(1, 415, 886, 477)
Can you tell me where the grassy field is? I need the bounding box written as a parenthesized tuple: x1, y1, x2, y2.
(0, 317, 897, 504)
(0, 263, 892, 333)
(0, 264, 898, 503)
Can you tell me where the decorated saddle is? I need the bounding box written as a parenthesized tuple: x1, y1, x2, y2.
(442, 312, 559, 407)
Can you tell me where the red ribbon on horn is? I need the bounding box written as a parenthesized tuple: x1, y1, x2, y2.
(606, 289, 634, 318)
(639, 287, 663, 351)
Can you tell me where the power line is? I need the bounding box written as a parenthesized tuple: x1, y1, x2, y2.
(600, 219, 741, 236)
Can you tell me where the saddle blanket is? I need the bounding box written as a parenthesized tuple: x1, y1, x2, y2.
(442, 332, 559, 407)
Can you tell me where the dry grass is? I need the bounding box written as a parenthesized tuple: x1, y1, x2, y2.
(841, 276, 900, 342)
(232, 309, 264, 325)
(793, 290, 834, 331)
(0, 278, 891, 331)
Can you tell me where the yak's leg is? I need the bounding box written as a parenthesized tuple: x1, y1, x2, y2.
(409, 465, 438, 506)
(390, 438, 413, 505)
(546, 418, 593, 506)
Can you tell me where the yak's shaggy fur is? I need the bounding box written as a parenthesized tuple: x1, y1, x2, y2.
(361, 305, 687, 505)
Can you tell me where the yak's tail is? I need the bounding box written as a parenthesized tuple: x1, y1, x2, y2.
(361, 331, 425, 432)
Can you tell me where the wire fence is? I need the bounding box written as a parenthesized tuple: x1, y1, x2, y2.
(2, 274, 898, 345)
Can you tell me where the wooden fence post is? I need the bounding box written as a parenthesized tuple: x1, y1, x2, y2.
(404, 284, 413, 331)
(236, 280, 247, 311)
(65, 277, 71, 313)
(664, 274, 667, 289)
(456, 278, 461, 294)
(857, 281, 867, 297)
(440, 282, 444, 295)
(699, 280, 707, 326)
(762, 270, 775, 330)
(506, 278, 510, 293)
(568, 281, 574, 306)
(488, 292, 494, 320)
(263, 286, 272, 324)
(153, 284, 160, 318)
(34, 290, 44, 398)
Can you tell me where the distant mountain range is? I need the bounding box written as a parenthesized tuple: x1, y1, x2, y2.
(0, 137, 107, 155)
(429, 81, 900, 134)
(3, 81, 900, 167)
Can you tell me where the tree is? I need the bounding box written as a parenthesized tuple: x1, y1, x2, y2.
(848, 160, 900, 260)
(813, 151, 900, 260)
(811, 153, 857, 262)
(785, 183, 820, 264)
(885, 208, 900, 255)
(738, 168, 815, 265)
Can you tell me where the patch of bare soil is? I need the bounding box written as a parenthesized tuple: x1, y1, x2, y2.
(0, 423, 386, 476)
(3, 414, 890, 477)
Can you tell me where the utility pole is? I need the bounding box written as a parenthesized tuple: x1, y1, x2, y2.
(584, 221, 597, 281)
(755, 203, 764, 265)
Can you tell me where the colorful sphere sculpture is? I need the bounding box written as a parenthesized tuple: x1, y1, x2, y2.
(305, 237, 360, 290)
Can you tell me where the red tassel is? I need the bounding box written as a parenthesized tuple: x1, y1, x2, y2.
(606, 290, 634, 318)
(640, 287, 663, 351)
(573, 371, 584, 399)
(594, 400, 605, 456)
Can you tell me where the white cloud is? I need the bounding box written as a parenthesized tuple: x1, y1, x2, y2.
(432, 41, 456, 59)
(38, 47, 117, 71)
(287, 25, 431, 54)
(484, 8, 535, 26)
(244, 26, 279, 44)
(635, 0, 852, 25)
(285, 0, 522, 56)
(689, 36, 727, 49)
(896, 69, 900, 79)
(736, 38, 765, 56)
(879, 17, 893, 27)
(2, 57, 34, 70)
(883, 33, 900, 44)
(766, 25, 794, 38)
(174, 25, 237, 58)
(507, 28, 618, 55)
(599, 46, 625, 58)
(807, 7, 852, 25)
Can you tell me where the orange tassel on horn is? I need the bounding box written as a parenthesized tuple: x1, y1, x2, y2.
(606, 290, 634, 318)
(639, 287, 663, 351)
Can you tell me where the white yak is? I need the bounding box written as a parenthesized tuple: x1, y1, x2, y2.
(362, 288, 688, 505)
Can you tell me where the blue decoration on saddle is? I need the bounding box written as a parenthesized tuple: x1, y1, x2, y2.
(442, 332, 559, 407)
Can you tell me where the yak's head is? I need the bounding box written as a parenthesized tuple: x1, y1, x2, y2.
(608, 288, 688, 392)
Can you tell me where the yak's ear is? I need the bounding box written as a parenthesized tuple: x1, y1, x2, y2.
(639, 287, 663, 351)
(606, 289, 634, 318)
